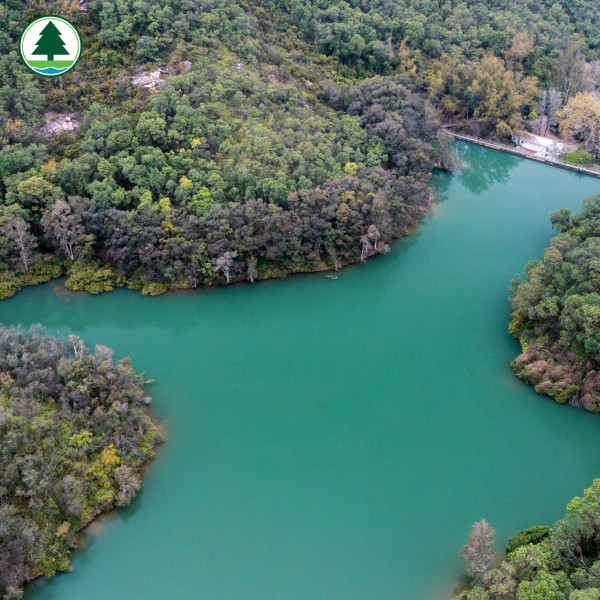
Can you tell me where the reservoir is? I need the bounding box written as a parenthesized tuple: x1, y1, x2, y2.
(5, 142, 600, 600)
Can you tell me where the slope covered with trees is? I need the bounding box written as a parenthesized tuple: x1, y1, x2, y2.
(269, 0, 600, 136)
(0, 325, 160, 599)
(0, 0, 449, 298)
(3, 0, 600, 297)
(509, 194, 600, 412)
(271, 0, 600, 75)
(453, 479, 600, 600)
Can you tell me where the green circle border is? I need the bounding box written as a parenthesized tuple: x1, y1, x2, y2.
(19, 16, 82, 78)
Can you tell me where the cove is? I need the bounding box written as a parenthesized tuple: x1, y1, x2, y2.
(4, 141, 600, 600)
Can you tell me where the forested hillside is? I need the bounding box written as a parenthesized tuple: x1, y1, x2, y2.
(271, 0, 600, 137)
(510, 195, 600, 412)
(0, 0, 450, 298)
(271, 0, 600, 75)
(2, 0, 600, 297)
(0, 325, 160, 599)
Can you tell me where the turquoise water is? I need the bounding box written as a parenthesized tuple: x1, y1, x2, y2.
(32, 66, 70, 75)
(4, 142, 600, 600)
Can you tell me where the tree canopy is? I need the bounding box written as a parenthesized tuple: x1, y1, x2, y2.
(453, 479, 600, 600)
(0, 0, 446, 299)
(510, 194, 600, 411)
(0, 325, 160, 599)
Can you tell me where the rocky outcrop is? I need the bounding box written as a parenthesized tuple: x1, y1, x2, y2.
(132, 67, 167, 90)
(39, 113, 80, 138)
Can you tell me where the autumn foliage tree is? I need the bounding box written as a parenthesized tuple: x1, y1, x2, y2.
(559, 92, 600, 159)
(467, 55, 538, 137)
(426, 53, 537, 138)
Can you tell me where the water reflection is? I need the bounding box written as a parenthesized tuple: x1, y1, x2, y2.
(431, 169, 452, 203)
(455, 142, 520, 195)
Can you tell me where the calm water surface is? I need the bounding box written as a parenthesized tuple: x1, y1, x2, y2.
(4, 142, 600, 600)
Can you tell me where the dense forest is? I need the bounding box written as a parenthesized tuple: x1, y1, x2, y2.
(509, 194, 600, 412)
(0, 0, 451, 298)
(0, 325, 160, 599)
(3, 0, 600, 298)
(270, 0, 600, 138)
(271, 0, 600, 74)
(453, 478, 600, 600)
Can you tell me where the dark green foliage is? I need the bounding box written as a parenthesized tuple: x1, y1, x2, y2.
(0, 325, 160, 599)
(0, 2, 441, 297)
(506, 526, 552, 554)
(510, 195, 600, 411)
(270, 0, 600, 75)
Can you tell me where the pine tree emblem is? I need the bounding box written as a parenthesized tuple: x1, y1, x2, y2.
(19, 17, 82, 77)
(31, 21, 69, 61)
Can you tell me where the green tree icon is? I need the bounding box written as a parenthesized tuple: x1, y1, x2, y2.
(32, 21, 68, 61)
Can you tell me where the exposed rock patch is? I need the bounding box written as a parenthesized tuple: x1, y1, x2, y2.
(132, 67, 167, 90)
(40, 112, 80, 138)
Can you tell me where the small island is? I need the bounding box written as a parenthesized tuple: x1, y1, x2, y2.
(0, 326, 161, 599)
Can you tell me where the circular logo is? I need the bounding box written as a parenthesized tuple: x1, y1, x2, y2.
(19, 16, 82, 77)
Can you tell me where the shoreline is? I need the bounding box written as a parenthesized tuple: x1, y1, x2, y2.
(20, 430, 162, 593)
(447, 130, 600, 179)
(0, 196, 435, 302)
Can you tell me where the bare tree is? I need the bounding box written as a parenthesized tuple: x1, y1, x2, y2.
(367, 224, 381, 251)
(360, 225, 386, 262)
(247, 255, 257, 283)
(114, 465, 141, 507)
(213, 251, 238, 284)
(584, 61, 600, 92)
(459, 519, 496, 581)
(538, 89, 563, 136)
(2, 218, 36, 272)
(67, 334, 86, 360)
(41, 200, 83, 260)
(326, 244, 339, 271)
(360, 236, 372, 262)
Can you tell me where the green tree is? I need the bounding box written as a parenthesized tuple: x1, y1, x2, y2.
(31, 21, 68, 61)
(516, 571, 570, 600)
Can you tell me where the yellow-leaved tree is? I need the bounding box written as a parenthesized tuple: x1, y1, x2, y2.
(559, 92, 600, 159)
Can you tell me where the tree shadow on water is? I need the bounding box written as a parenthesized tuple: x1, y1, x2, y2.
(455, 142, 520, 195)
(116, 488, 144, 523)
(431, 169, 452, 203)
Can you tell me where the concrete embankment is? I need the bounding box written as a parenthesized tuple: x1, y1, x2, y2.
(447, 130, 600, 179)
